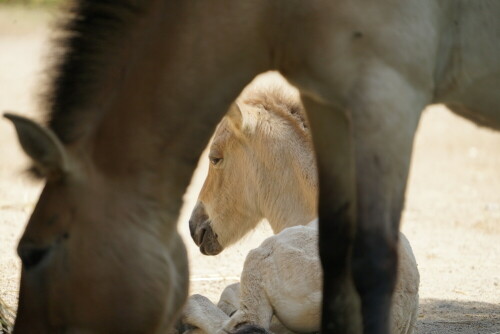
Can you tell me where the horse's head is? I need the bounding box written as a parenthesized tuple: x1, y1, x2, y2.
(189, 79, 317, 255)
(5, 114, 188, 333)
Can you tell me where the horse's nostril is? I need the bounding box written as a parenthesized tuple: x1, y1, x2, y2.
(18, 244, 51, 269)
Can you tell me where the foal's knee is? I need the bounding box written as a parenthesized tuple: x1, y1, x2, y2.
(217, 283, 240, 316)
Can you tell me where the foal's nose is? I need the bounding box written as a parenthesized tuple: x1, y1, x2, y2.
(189, 220, 209, 246)
(18, 242, 51, 269)
(189, 218, 202, 240)
(189, 202, 209, 239)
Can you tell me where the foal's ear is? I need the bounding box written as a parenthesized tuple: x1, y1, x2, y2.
(226, 103, 243, 129)
(4, 113, 70, 176)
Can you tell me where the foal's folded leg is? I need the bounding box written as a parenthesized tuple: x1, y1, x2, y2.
(217, 283, 241, 316)
(218, 249, 274, 334)
(182, 294, 230, 334)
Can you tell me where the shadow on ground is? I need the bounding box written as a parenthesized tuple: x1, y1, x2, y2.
(418, 298, 500, 333)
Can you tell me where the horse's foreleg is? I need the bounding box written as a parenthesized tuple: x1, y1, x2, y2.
(300, 95, 361, 334)
(348, 69, 426, 334)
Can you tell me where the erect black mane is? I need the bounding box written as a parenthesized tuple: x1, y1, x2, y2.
(45, 0, 147, 143)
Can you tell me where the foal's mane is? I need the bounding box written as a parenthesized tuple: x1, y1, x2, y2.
(241, 83, 310, 139)
(45, 0, 148, 144)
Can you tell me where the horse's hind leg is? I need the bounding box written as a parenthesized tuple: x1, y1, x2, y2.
(302, 66, 428, 334)
(300, 95, 361, 334)
(348, 69, 426, 334)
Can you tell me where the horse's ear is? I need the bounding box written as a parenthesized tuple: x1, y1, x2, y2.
(3, 112, 70, 176)
(226, 102, 243, 129)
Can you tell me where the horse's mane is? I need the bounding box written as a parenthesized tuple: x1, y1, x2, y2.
(44, 0, 147, 143)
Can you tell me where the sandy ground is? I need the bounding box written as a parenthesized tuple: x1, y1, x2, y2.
(0, 7, 499, 334)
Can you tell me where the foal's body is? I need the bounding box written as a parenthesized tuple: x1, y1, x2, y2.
(184, 222, 419, 334)
(5, 1, 500, 333)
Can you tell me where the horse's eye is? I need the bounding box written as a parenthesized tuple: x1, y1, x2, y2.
(209, 156, 223, 166)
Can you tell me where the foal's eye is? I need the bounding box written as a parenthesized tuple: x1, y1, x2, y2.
(209, 156, 223, 166)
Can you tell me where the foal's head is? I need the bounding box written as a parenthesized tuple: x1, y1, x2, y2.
(189, 79, 317, 255)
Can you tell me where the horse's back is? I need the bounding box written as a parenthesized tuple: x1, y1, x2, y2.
(272, 0, 500, 128)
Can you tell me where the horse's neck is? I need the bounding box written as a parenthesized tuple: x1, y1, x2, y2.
(79, 1, 267, 215)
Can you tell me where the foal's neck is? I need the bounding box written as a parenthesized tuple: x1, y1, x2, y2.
(264, 176, 317, 234)
(259, 124, 318, 234)
(267, 212, 317, 234)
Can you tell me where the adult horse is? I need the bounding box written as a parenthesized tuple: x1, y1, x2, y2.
(5, 1, 500, 333)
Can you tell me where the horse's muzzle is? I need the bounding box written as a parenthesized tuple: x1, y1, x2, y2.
(189, 202, 223, 255)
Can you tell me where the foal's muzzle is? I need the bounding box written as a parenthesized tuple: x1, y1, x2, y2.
(189, 202, 223, 255)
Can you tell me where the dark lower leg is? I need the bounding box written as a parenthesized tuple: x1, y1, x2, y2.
(352, 232, 398, 334)
(318, 199, 362, 334)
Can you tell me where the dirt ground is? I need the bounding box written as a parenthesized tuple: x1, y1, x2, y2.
(0, 7, 499, 334)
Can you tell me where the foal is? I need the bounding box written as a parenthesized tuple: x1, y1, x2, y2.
(182, 222, 419, 334)
(185, 74, 419, 334)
